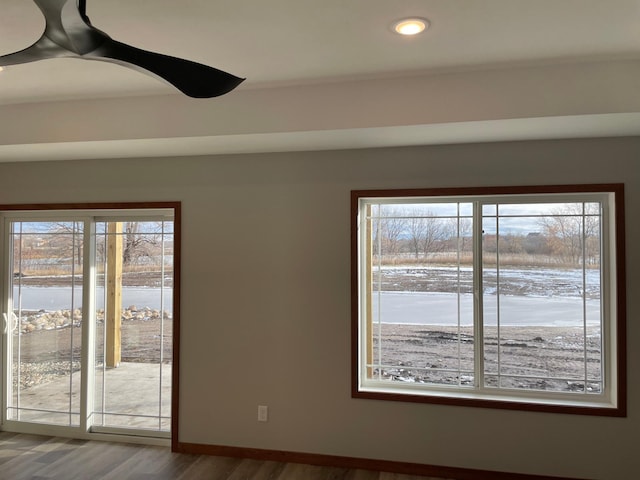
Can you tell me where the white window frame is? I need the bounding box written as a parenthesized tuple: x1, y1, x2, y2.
(351, 185, 626, 416)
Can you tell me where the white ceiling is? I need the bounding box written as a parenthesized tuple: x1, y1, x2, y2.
(0, 0, 639, 160)
(1, 0, 639, 103)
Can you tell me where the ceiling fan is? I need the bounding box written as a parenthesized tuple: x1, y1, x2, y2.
(0, 0, 244, 98)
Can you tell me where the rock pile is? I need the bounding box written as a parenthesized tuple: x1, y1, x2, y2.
(16, 305, 171, 334)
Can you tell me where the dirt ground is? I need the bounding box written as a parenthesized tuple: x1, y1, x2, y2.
(370, 323, 602, 392)
(11, 318, 172, 389)
(15, 318, 172, 363)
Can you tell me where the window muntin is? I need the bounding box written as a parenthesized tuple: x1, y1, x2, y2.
(353, 186, 624, 414)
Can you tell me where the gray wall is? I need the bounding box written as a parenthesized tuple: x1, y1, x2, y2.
(1, 137, 638, 479)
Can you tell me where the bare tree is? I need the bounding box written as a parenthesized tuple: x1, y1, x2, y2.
(51, 222, 84, 268)
(407, 215, 426, 259)
(406, 209, 447, 259)
(96, 222, 168, 267)
(445, 216, 472, 253)
(381, 207, 406, 255)
(371, 206, 406, 256)
(538, 204, 600, 265)
(122, 222, 166, 266)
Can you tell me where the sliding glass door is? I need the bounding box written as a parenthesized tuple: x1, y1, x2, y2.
(2, 208, 176, 439)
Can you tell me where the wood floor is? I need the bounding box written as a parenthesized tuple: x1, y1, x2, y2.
(0, 432, 453, 480)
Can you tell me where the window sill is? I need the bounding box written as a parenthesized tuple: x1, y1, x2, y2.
(355, 383, 623, 416)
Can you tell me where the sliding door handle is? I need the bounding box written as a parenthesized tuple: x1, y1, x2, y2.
(2, 312, 18, 334)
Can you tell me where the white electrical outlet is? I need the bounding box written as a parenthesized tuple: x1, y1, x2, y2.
(258, 405, 268, 422)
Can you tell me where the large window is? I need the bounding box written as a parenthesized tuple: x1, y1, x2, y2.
(351, 185, 625, 415)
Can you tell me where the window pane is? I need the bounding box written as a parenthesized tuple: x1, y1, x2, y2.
(366, 203, 474, 387)
(9, 221, 83, 426)
(93, 221, 173, 432)
(482, 202, 602, 393)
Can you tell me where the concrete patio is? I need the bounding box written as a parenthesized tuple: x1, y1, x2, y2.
(9, 362, 171, 432)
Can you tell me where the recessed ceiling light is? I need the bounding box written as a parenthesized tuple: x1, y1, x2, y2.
(393, 18, 429, 36)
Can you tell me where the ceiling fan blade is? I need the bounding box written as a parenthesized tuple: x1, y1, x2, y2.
(0, 36, 70, 66)
(89, 39, 245, 98)
(1, 0, 244, 98)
